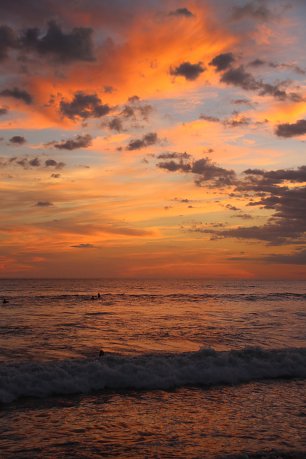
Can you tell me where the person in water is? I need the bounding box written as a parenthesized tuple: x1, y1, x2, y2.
(2, 298, 9, 304)
(99, 349, 105, 358)
(91, 293, 101, 300)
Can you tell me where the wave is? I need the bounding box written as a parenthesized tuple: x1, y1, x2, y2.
(0, 347, 305, 404)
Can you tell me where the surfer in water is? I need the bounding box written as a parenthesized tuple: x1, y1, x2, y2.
(99, 349, 105, 358)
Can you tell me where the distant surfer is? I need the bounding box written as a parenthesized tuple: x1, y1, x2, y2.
(99, 349, 105, 358)
(2, 298, 9, 304)
(97, 293, 101, 299)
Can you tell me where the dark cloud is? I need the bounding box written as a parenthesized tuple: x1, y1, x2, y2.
(169, 8, 194, 17)
(102, 226, 152, 237)
(0, 87, 33, 104)
(9, 135, 26, 144)
(35, 201, 53, 207)
(128, 95, 140, 103)
(200, 113, 251, 127)
(0, 25, 18, 60)
(28, 158, 40, 167)
(103, 86, 115, 94)
(232, 98, 254, 107)
(0, 107, 8, 115)
(192, 166, 306, 245)
(21, 21, 95, 62)
(127, 132, 159, 150)
(264, 249, 306, 265)
(219, 219, 304, 245)
(258, 83, 302, 102)
(199, 115, 220, 122)
(226, 204, 239, 211)
(243, 166, 306, 184)
(45, 159, 65, 169)
(53, 134, 92, 150)
(107, 117, 124, 132)
(120, 98, 153, 121)
(157, 152, 191, 160)
(120, 105, 134, 118)
(66, 224, 152, 238)
(14, 158, 27, 168)
(220, 66, 302, 102)
(209, 53, 235, 72)
(137, 104, 153, 121)
(224, 116, 251, 127)
(157, 159, 191, 173)
(124, 96, 153, 120)
(157, 154, 236, 188)
(173, 197, 192, 203)
(60, 92, 111, 120)
(232, 0, 273, 20)
(213, 224, 297, 244)
(71, 243, 96, 249)
(275, 119, 306, 138)
(249, 58, 266, 67)
(191, 218, 305, 246)
(0, 156, 65, 170)
(0, 156, 38, 168)
(249, 59, 306, 75)
(232, 213, 253, 220)
(271, 62, 305, 76)
(0, 0, 58, 23)
(106, 97, 153, 132)
(192, 158, 236, 187)
(221, 66, 259, 91)
(170, 61, 205, 81)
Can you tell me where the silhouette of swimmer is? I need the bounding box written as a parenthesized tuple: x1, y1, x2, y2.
(91, 293, 101, 300)
(99, 349, 105, 358)
(2, 298, 9, 304)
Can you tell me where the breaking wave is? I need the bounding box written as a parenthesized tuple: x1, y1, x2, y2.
(1, 347, 306, 404)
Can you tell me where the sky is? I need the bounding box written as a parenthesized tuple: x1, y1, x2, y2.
(0, 0, 306, 279)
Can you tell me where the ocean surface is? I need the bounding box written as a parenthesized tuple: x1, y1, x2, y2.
(0, 278, 305, 458)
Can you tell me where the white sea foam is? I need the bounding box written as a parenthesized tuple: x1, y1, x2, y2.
(0, 347, 305, 403)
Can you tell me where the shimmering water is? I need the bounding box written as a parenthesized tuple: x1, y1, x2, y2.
(0, 279, 305, 458)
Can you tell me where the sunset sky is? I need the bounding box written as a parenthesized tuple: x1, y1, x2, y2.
(1, 0, 306, 279)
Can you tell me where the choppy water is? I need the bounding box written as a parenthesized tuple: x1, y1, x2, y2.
(0, 279, 305, 458)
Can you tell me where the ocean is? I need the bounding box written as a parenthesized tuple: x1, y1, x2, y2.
(0, 279, 305, 458)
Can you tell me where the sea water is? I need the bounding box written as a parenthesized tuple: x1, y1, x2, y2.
(0, 279, 305, 458)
